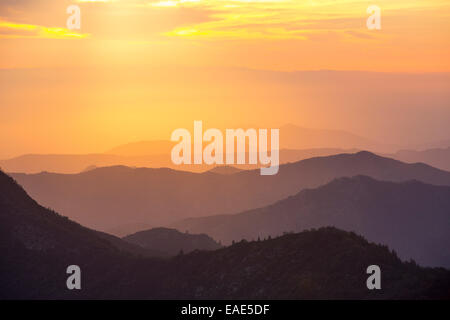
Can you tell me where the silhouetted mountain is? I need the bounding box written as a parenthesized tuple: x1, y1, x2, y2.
(0, 169, 155, 258)
(0, 169, 165, 298)
(0, 153, 183, 174)
(1, 170, 449, 299)
(389, 147, 450, 172)
(3, 211, 450, 299)
(277, 147, 360, 163)
(123, 228, 222, 256)
(10, 152, 450, 234)
(0, 124, 372, 174)
(280, 124, 391, 151)
(410, 139, 450, 151)
(0, 148, 357, 174)
(173, 176, 450, 268)
(82, 165, 98, 172)
(140, 228, 449, 300)
(0, 154, 125, 174)
(106, 140, 175, 156)
(208, 166, 242, 175)
(107, 125, 375, 155)
(106, 222, 154, 238)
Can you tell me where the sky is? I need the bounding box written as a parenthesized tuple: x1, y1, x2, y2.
(0, 0, 449, 158)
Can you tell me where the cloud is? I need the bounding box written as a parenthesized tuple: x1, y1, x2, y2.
(149, 0, 450, 40)
(0, 20, 89, 39)
(0, 0, 449, 41)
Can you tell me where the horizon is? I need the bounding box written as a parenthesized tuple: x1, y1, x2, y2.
(1, 118, 449, 159)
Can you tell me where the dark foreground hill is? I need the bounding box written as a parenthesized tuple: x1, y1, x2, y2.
(0, 170, 449, 299)
(141, 228, 450, 300)
(123, 227, 222, 255)
(10, 152, 450, 235)
(0, 170, 159, 299)
(173, 176, 450, 268)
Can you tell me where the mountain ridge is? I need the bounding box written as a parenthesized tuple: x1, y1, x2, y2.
(10, 151, 450, 235)
(172, 175, 450, 268)
(123, 227, 222, 255)
(1, 169, 449, 299)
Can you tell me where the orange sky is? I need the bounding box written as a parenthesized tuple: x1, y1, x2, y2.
(1, 0, 450, 71)
(0, 0, 450, 157)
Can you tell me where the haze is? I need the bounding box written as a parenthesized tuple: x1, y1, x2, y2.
(1, 0, 449, 158)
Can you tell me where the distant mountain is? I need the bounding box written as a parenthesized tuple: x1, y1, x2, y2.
(409, 139, 450, 151)
(208, 165, 242, 175)
(277, 147, 360, 163)
(11, 152, 450, 234)
(173, 176, 450, 268)
(0, 148, 357, 174)
(0, 124, 380, 174)
(123, 227, 222, 256)
(280, 124, 391, 152)
(105, 140, 175, 156)
(106, 222, 154, 238)
(0, 153, 121, 174)
(0, 153, 157, 174)
(82, 165, 98, 172)
(106, 125, 378, 156)
(389, 147, 450, 172)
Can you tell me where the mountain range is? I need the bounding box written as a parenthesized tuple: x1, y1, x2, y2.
(3, 145, 449, 176)
(0, 148, 356, 174)
(1, 169, 449, 299)
(172, 175, 450, 268)
(0, 124, 384, 174)
(2, 122, 448, 175)
(10, 152, 450, 235)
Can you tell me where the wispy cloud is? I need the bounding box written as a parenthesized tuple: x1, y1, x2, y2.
(0, 20, 89, 39)
(1, 0, 449, 40)
(0, 0, 449, 72)
(148, 0, 450, 40)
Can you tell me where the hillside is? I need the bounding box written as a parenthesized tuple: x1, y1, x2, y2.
(0, 169, 149, 258)
(1, 169, 449, 299)
(10, 152, 450, 234)
(141, 228, 449, 300)
(173, 176, 450, 268)
(123, 227, 222, 255)
(0, 170, 161, 299)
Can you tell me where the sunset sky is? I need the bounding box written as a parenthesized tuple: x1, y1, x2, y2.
(1, 0, 449, 158)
